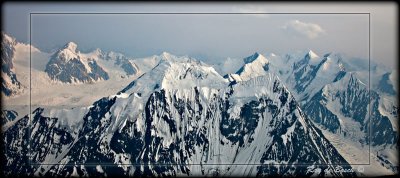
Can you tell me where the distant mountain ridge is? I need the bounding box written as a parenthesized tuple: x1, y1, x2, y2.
(1, 32, 398, 176)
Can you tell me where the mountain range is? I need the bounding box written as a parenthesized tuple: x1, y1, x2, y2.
(1, 32, 398, 177)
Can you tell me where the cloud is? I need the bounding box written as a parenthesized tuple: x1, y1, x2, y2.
(232, 5, 269, 18)
(282, 20, 325, 39)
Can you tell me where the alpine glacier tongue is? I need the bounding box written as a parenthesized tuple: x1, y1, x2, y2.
(3, 52, 354, 177)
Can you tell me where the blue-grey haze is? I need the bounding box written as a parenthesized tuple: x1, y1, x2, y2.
(2, 2, 397, 68)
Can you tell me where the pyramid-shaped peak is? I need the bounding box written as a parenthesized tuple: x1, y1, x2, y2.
(63, 42, 78, 52)
(243, 52, 267, 64)
(348, 72, 358, 83)
(160, 51, 175, 60)
(341, 72, 365, 87)
(307, 50, 319, 58)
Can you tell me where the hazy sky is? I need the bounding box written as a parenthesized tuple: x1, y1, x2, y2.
(2, 2, 397, 68)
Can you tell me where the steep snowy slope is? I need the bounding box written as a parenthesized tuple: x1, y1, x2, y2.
(227, 51, 398, 175)
(102, 51, 138, 78)
(282, 51, 344, 102)
(303, 72, 398, 174)
(234, 52, 271, 81)
(3, 53, 354, 177)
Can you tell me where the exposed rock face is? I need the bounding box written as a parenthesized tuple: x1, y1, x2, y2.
(1, 33, 23, 96)
(3, 55, 354, 177)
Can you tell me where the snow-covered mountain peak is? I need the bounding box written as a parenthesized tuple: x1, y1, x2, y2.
(159, 51, 185, 63)
(157, 52, 207, 67)
(119, 53, 227, 96)
(55, 42, 81, 62)
(2, 32, 15, 44)
(243, 52, 268, 64)
(158, 51, 179, 62)
(45, 41, 110, 83)
(161, 61, 226, 89)
(305, 50, 321, 65)
(307, 50, 319, 59)
(63, 42, 78, 52)
(234, 53, 271, 81)
(55, 42, 102, 62)
(161, 51, 172, 59)
(324, 72, 366, 94)
(320, 54, 346, 72)
(348, 72, 366, 86)
(83, 48, 105, 60)
(2, 33, 17, 57)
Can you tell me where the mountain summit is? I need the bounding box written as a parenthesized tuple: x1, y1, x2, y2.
(63, 41, 78, 52)
(45, 42, 109, 83)
(235, 52, 270, 81)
